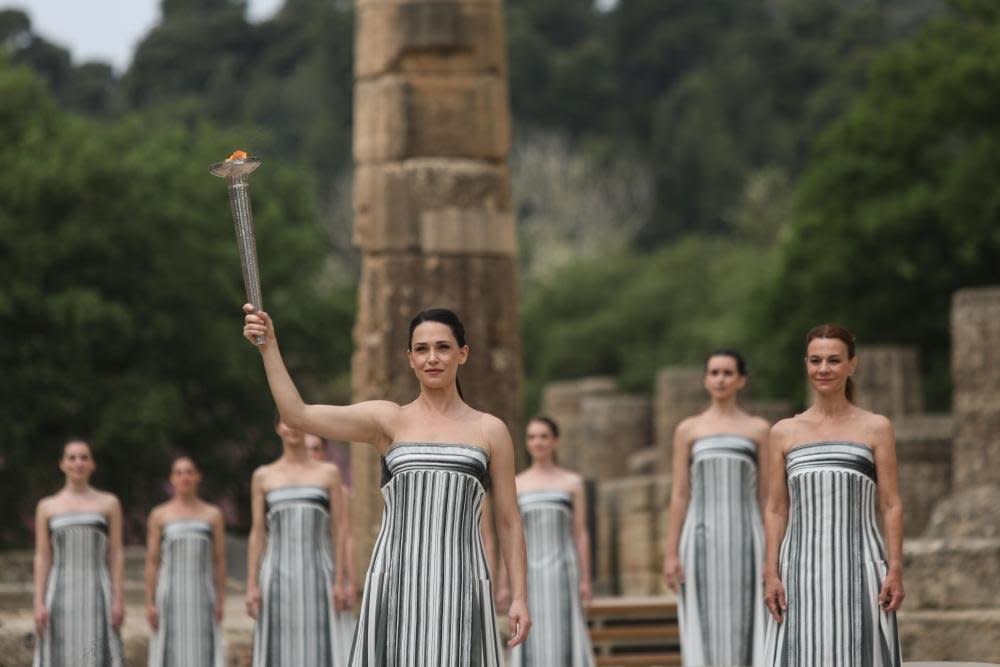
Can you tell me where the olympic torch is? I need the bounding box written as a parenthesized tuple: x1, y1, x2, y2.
(210, 150, 265, 345)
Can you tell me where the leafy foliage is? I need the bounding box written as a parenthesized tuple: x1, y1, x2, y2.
(0, 61, 353, 543)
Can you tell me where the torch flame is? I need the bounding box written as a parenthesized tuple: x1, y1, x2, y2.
(226, 150, 249, 161)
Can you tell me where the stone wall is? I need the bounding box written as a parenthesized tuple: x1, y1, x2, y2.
(350, 0, 521, 580)
(853, 345, 924, 418)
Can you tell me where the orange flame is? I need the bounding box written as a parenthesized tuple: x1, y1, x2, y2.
(226, 150, 249, 161)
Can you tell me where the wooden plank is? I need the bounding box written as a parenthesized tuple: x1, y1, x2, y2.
(594, 654, 682, 667)
(587, 596, 678, 618)
(590, 625, 679, 642)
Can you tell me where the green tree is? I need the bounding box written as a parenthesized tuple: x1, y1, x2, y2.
(0, 60, 353, 544)
(754, 2, 1000, 408)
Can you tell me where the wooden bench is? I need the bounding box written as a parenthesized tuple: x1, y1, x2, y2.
(587, 596, 682, 667)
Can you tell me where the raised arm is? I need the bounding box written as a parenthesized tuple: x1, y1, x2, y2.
(763, 421, 792, 622)
(571, 475, 592, 604)
(210, 507, 227, 623)
(872, 416, 905, 612)
(33, 500, 52, 636)
(662, 419, 694, 592)
(485, 416, 532, 648)
(243, 305, 397, 447)
(144, 508, 164, 630)
(245, 468, 267, 619)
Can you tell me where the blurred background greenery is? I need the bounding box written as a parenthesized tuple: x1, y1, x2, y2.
(1, 0, 998, 544)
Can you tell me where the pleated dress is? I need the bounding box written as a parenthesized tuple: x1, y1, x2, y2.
(678, 435, 765, 667)
(510, 489, 595, 667)
(762, 441, 901, 667)
(148, 519, 224, 667)
(253, 486, 354, 667)
(34, 512, 124, 667)
(350, 442, 503, 667)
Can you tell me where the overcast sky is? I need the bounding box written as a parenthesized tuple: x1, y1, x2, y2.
(4, 0, 284, 73)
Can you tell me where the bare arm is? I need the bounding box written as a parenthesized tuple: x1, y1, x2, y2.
(763, 421, 791, 622)
(327, 466, 347, 601)
(570, 476, 592, 603)
(754, 418, 771, 509)
(873, 417, 905, 611)
(33, 500, 52, 634)
(246, 469, 267, 618)
(144, 509, 163, 629)
(662, 420, 694, 591)
(485, 417, 532, 647)
(211, 508, 227, 621)
(480, 497, 497, 580)
(243, 306, 397, 447)
(340, 486, 358, 603)
(107, 497, 125, 628)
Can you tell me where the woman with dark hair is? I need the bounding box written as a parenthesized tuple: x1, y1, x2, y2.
(242, 304, 531, 666)
(662, 350, 770, 667)
(498, 416, 595, 667)
(145, 456, 227, 667)
(762, 325, 903, 666)
(33, 439, 125, 667)
(246, 417, 349, 667)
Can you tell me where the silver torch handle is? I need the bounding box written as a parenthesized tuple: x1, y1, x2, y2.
(211, 155, 265, 345)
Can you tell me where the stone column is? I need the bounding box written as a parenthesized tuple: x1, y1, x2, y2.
(853, 345, 924, 418)
(577, 393, 652, 482)
(951, 287, 1000, 488)
(351, 0, 520, 581)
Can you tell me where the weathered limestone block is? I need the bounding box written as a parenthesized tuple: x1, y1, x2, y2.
(356, 0, 506, 78)
(951, 287, 1000, 487)
(601, 476, 669, 597)
(353, 160, 512, 252)
(578, 394, 652, 482)
(853, 345, 924, 418)
(655, 367, 706, 471)
(541, 377, 617, 472)
(903, 538, 1000, 609)
(894, 414, 953, 537)
(354, 75, 510, 162)
(898, 608, 1000, 663)
(925, 484, 1000, 539)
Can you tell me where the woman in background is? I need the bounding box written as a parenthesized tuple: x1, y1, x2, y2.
(145, 455, 226, 667)
(762, 325, 903, 666)
(662, 350, 769, 667)
(33, 439, 125, 667)
(500, 416, 595, 667)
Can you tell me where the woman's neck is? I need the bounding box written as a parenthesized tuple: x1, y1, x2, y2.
(417, 386, 465, 416)
(281, 444, 310, 464)
(529, 457, 557, 473)
(706, 395, 741, 417)
(63, 479, 91, 495)
(174, 492, 200, 507)
(812, 391, 853, 418)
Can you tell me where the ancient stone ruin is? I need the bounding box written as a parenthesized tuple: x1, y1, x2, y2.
(543, 286, 1000, 662)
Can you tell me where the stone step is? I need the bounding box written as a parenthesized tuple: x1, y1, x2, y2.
(898, 608, 1000, 663)
(903, 538, 1000, 609)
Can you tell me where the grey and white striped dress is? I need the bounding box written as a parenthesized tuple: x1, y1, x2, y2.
(510, 490, 595, 667)
(678, 434, 765, 667)
(253, 485, 353, 667)
(765, 441, 900, 667)
(763, 441, 901, 667)
(148, 519, 224, 667)
(34, 512, 124, 667)
(350, 443, 503, 667)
